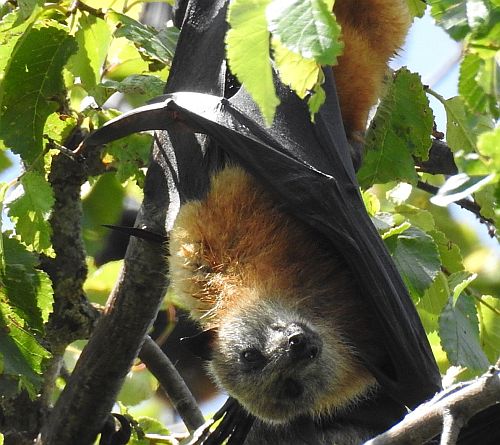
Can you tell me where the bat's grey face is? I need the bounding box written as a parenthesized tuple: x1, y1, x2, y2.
(208, 300, 341, 423)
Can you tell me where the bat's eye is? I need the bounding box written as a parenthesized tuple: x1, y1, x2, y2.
(240, 348, 265, 365)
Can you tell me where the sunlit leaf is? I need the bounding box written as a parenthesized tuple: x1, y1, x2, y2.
(226, 0, 279, 125)
(267, 0, 343, 65)
(439, 294, 490, 371)
(358, 68, 433, 187)
(0, 23, 77, 165)
(385, 226, 441, 298)
(7, 172, 54, 253)
(478, 295, 500, 364)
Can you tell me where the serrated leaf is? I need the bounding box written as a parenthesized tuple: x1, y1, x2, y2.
(441, 96, 477, 153)
(108, 12, 178, 63)
(478, 295, 500, 364)
(0, 307, 50, 398)
(68, 13, 113, 92)
(267, 0, 343, 65)
(7, 172, 54, 253)
(385, 226, 441, 298)
(226, 0, 279, 125)
(406, 0, 427, 18)
(2, 236, 54, 329)
(357, 68, 433, 187)
(449, 271, 477, 305)
(430, 173, 495, 206)
(439, 294, 489, 371)
(0, 12, 32, 87)
(396, 204, 435, 232)
(271, 38, 321, 99)
(102, 75, 166, 99)
(429, 230, 464, 273)
(0, 23, 77, 165)
(417, 271, 449, 332)
(429, 0, 469, 41)
(459, 53, 499, 118)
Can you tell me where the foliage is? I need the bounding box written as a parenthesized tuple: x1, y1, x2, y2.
(0, 0, 498, 443)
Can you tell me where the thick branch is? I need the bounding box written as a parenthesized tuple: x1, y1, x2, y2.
(139, 336, 205, 432)
(364, 366, 500, 445)
(39, 143, 171, 445)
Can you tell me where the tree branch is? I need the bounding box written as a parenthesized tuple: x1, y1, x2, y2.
(39, 141, 171, 445)
(416, 180, 496, 237)
(364, 364, 500, 445)
(414, 138, 458, 176)
(139, 336, 205, 432)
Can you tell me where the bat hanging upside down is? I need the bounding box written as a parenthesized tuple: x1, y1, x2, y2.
(168, 1, 413, 443)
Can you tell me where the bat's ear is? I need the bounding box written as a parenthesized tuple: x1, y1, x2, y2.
(180, 328, 217, 361)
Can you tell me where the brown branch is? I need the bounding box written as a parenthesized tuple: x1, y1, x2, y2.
(416, 180, 496, 237)
(38, 140, 172, 445)
(364, 365, 500, 445)
(414, 138, 458, 176)
(68, 0, 105, 19)
(139, 336, 205, 432)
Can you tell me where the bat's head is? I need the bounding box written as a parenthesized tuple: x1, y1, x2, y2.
(183, 297, 376, 424)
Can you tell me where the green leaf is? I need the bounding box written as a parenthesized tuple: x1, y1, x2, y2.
(440, 96, 477, 153)
(0, 23, 77, 165)
(267, 0, 343, 65)
(2, 236, 54, 329)
(429, 0, 469, 41)
(478, 126, 500, 171)
(381, 221, 411, 240)
(271, 38, 321, 99)
(439, 294, 489, 371)
(0, 12, 31, 86)
(357, 68, 433, 187)
(417, 271, 449, 333)
(0, 235, 53, 397)
(429, 230, 464, 274)
(108, 12, 178, 64)
(395, 204, 436, 232)
(459, 53, 499, 119)
(68, 13, 113, 92)
(16, 0, 43, 24)
(102, 75, 166, 100)
(478, 295, 500, 364)
(385, 226, 441, 298)
(226, 0, 279, 125)
(7, 172, 54, 253)
(448, 271, 477, 305)
(0, 303, 51, 398)
(103, 132, 152, 185)
(406, 0, 427, 18)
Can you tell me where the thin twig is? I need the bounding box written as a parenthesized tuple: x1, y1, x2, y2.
(417, 180, 496, 237)
(68, 0, 105, 18)
(139, 336, 205, 433)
